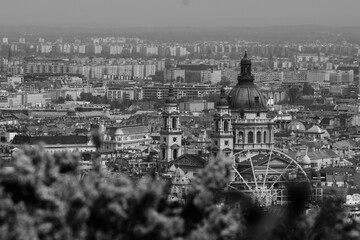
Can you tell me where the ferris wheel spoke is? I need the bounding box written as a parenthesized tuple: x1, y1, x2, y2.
(232, 165, 253, 192)
(248, 150, 260, 196)
(267, 162, 295, 176)
(269, 162, 293, 190)
(262, 149, 273, 191)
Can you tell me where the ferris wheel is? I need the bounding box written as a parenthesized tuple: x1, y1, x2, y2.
(228, 148, 311, 207)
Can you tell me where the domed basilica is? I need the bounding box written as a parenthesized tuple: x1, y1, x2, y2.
(211, 52, 274, 158)
(159, 52, 274, 163)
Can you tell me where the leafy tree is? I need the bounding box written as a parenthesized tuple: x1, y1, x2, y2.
(288, 87, 302, 104)
(0, 142, 242, 240)
(303, 83, 315, 96)
(2, 139, 360, 239)
(54, 96, 65, 104)
(65, 94, 73, 101)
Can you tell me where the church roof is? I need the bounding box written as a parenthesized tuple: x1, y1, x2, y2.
(227, 52, 268, 112)
(170, 154, 207, 168)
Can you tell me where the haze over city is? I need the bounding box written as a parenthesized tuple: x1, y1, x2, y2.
(0, 0, 359, 28)
(1, 0, 360, 239)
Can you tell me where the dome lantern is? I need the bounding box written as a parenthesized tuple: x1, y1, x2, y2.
(228, 52, 267, 113)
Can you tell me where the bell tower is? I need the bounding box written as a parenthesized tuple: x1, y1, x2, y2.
(211, 88, 233, 158)
(159, 85, 182, 162)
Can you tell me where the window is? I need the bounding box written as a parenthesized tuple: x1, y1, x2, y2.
(240, 112, 245, 119)
(214, 140, 218, 145)
(163, 137, 167, 142)
(248, 131, 254, 144)
(224, 120, 228, 132)
(173, 137, 177, 142)
(263, 131, 267, 143)
(162, 149, 166, 160)
(257, 131, 261, 143)
(164, 117, 168, 128)
(256, 112, 260, 117)
(225, 140, 229, 146)
(172, 117, 177, 129)
(173, 149, 178, 159)
(238, 131, 244, 143)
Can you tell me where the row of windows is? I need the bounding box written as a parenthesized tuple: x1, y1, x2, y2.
(246, 131, 267, 144)
(161, 149, 178, 160)
(214, 131, 269, 145)
(163, 137, 178, 142)
(164, 117, 178, 129)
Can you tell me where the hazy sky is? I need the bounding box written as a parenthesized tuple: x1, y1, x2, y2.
(1, 0, 359, 28)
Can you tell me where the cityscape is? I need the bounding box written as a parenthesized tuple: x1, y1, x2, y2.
(1, 0, 360, 239)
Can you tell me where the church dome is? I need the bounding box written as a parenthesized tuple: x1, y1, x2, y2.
(228, 52, 267, 112)
(287, 120, 306, 132)
(302, 154, 311, 165)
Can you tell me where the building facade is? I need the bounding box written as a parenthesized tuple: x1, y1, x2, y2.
(159, 86, 183, 162)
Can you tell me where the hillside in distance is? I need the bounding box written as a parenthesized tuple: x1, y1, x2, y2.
(0, 25, 360, 44)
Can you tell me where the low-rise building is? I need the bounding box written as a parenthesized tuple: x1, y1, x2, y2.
(101, 125, 152, 151)
(11, 135, 96, 153)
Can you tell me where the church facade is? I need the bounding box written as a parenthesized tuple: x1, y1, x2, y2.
(160, 52, 274, 162)
(211, 52, 275, 157)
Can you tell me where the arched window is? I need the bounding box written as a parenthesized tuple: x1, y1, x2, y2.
(172, 117, 177, 129)
(238, 131, 244, 144)
(224, 120, 228, 132)
(215, 121, 219, 132)
(162, 149, 166, 160)
(257, 131, 261, 143)
(164, 117, 168, 128)
(248, 131, 254, 144)
(263, 131, 267, 143)
(173, 149, 178, 159)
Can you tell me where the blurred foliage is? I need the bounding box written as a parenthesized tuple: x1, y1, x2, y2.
(1, 143, 360, 239)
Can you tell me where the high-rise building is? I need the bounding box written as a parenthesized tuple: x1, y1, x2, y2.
(164, 69, 185, 82)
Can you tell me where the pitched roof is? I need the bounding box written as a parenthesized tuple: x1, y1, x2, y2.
(32, 111, 67, 118)
(332, 140, 355, 149)
(12, 113, 29, 120)
(320, 117, 333, 126)
(170, 154, 207, 168)
(306, 125, 324, 133)
(12, 135, 90, 145)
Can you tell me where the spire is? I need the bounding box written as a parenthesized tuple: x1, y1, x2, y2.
(165, 84, 177, 104)
(217, 88, 228, 107)
(243, 50, 248, 59)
